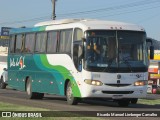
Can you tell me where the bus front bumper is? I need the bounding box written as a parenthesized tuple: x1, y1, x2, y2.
(79, 84, 147, 99)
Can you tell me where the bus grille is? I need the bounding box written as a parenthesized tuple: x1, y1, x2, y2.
(102, 91, 134, 94)
(105, 84, 131, 87)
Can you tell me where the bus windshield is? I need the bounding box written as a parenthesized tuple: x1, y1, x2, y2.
(84, 30, 148, 72)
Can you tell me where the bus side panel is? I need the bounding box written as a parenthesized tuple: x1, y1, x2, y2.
(8, 54, 81, 97)
(8, 54, 35, 91)
(37, 54, 81, 97)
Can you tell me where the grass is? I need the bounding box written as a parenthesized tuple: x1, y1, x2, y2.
(1, 99, 159, 120)
(0, 102, 47, 111)
(0, 102, 101, 120)
(138, 99, 160, 105)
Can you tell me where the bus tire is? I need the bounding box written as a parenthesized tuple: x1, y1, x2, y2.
(26, 79, 35, 99)
(66, 81, 79, 105)
(118, 100, 130, 107)
(26, 79, 44, 99)
(0, 77, 6, 89)
(131, 98, 138, 104)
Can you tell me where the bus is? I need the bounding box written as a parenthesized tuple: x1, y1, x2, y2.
(7, 19, 153, 106)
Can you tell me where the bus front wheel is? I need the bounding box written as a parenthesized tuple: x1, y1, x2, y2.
(66, 81, 79, 105)
(131, 98, 138, 104)
(26, 79, 44, 99)
(118, 100, 130, 107)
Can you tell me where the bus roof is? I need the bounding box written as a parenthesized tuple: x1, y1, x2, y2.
(10, 19, 145, 34)
(35, 19, 145, 32)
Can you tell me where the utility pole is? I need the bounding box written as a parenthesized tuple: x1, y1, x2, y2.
(51, 0, 56, 20)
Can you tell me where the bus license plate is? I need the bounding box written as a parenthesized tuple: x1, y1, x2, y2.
(112, 95, 123, 99)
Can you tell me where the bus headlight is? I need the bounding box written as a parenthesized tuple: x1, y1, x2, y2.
(84, 79, 103, 86)
(134, 80, 148, 86)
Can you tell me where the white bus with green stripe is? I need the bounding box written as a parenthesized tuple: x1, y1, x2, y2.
(7, 19, 152, 106)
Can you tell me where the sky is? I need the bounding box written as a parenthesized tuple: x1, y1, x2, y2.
(0, 0, 160, 40)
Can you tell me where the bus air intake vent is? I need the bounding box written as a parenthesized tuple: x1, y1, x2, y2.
(105, 84, 131, 87)
(102, 91, 134, 94)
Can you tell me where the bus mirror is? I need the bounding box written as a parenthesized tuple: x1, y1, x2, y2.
(150, 46, 154, 59)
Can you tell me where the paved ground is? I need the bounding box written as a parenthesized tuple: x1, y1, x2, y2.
(0, 88, 160, 119)
(145, 94, 160, 100)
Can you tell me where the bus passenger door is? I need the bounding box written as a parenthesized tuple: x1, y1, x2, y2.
(73, 43, 83, 72)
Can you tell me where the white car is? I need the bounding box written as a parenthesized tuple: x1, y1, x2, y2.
(0, 64, 8, 89)
(0, 50, 8, 89)
(147, 85, 152, 93)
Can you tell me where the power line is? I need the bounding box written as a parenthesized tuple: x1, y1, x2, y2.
(57, 1, 160, 20)
(57, 0, 160, 17)
(137, 12, 160, 24)
(92, 5, 160, 19)
(0, 16, 50, 25)
(0, 0, 159, 26)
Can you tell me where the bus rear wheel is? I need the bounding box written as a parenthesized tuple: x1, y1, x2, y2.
(66, 81, 79, 105)
(26, 79, 44, 99)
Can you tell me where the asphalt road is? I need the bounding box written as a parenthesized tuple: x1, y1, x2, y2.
(0, 88, 160, 112)
(0, 88, 160, 119)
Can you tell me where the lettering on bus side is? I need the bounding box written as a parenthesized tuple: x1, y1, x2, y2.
(10, 56, 26, 70)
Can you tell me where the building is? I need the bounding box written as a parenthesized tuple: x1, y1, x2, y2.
(0, 27, 10, 47)
(148, 39, 160, 86)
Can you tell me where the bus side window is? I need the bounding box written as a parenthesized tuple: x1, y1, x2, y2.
(73, 28, 83, 41)
(10, 35, 16, 53)
(47, 31, 57, 53)
(15, 34, 24, 53)
(59, 29, 72, 54)
(25, 33, 35, 53)
(35, 32, 47, 53)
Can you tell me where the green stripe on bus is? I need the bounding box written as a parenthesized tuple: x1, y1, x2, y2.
(40, 54, 81, 97)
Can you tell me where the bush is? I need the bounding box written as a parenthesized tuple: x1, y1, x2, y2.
(156, 89, 160, 94)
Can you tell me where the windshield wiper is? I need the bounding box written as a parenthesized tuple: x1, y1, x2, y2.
(121, 57, 133, 72)
(102, 58, 115, 72)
